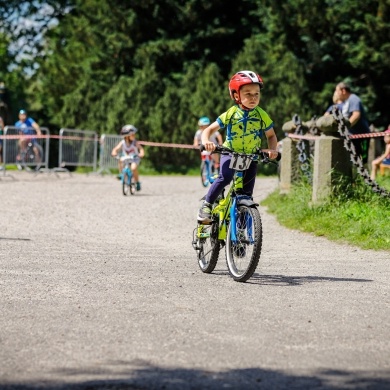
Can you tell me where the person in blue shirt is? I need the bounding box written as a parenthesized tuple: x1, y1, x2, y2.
(334, 82, 370, 163)
(15, 109, 42, 164)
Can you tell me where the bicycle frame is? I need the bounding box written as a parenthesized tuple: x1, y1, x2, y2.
(119, 155, 137, 195)
(197, 146, 278, 241)
(201, 170, 257, 243)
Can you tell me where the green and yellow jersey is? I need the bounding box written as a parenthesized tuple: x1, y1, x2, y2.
(217, 105, 274, 154)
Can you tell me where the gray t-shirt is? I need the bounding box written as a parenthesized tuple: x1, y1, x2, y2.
(342, 93, 369, 134)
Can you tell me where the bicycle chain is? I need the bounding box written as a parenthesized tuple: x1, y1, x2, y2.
(331, 106, 390, 198)
(293, 114, 313, 183)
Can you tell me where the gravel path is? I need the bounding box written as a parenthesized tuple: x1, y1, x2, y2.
(0, 171, 389, 389)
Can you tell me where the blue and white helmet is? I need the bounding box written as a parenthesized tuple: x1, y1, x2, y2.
(198, 116, 211, 126)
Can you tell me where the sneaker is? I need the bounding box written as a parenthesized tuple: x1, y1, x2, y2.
(197, 201, 212, 223)
(117, 174, 122, 180)
(136, 182, 141, 191)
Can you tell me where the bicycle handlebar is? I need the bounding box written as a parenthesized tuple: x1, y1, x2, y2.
(199, 144, 281, 163)
(113, 154, 138, 162)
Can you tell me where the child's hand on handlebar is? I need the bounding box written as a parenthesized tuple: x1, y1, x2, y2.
(268, 150, 279, 160)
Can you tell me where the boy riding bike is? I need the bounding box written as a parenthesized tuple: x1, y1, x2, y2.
(197, 70, 278, 223)
(111, 124, 145, 191)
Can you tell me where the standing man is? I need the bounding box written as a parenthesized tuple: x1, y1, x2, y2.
(335, 82, 370, 163)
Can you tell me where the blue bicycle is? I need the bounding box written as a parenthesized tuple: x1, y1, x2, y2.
(119, 155, 136, 196)
(200, 152, 218, 187)
(192, 145, 280, 282)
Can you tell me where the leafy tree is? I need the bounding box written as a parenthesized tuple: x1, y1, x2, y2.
(0, 32, 26, 124)
(2, 0, 390, 172)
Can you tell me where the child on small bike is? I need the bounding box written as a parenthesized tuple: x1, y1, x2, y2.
(197, 70, 278, 223)
(111, 124, 145, 191)
(193, 116, 223, 173)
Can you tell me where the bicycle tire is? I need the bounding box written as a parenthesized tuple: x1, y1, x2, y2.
(200, 161, 209, 187)
(130, 182, 136, 195)
(34, 143, 44, 171)
(20, 142, 43, 172)
(225, 205, 263, 282)
(122, 171, 131, 196)
(196, 218, 220, 273)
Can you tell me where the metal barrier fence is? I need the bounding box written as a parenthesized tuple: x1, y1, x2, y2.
(57, 128, 98, 171)
(97, 134, 122, 174)
(1, 126, 50, 172)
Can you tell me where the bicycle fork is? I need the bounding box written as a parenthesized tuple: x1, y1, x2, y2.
(230, 196, 255, 244)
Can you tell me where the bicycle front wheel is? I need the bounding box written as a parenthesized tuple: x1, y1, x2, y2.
(200, 161, 209, 187)
(226, 205, 263, 282)
(122, 171, 131, 196)
(196, 219, 220, 273)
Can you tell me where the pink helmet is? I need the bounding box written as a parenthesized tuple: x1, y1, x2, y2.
(228, 70, 264, 102)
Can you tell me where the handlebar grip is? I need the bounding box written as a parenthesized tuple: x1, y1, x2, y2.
(276, 152, 282, 162)
(199, 144, 206, 152)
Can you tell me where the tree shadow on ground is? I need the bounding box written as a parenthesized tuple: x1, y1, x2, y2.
(0, 363, 389, 390)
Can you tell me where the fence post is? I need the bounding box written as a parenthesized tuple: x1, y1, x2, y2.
(312, 135, 352, 204)
(279, 137, 300, 194)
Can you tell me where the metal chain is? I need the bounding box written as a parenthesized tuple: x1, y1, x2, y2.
(331, 106, 390, 198)
(293, 114, 313, 183)
(307, 115, 319, 160)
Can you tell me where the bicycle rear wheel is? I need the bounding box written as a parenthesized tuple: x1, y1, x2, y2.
(225, 205, 262, 282)
(122, 171, 132, 196)
(196, 219, 220, 273)
(200, 161, 209, 187)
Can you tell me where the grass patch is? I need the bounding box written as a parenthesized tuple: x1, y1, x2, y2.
(261, 176, 390, 251)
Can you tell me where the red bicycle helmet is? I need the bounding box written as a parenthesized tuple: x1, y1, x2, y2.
(228, 70, 264, 102)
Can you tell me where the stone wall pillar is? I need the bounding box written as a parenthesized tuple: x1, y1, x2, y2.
(279, 137, 300, 194)
(312, 135, 352, 204)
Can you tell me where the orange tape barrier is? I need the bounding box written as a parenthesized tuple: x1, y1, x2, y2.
(0, 134, 95, 141)
(0, 134, 198, 150)
(2, 132, 386, 145)
(287, 134, 318, 140)
(348, 132, 388, 139)
(138, 140, 197, 150)
(288, 132, 388, 140)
